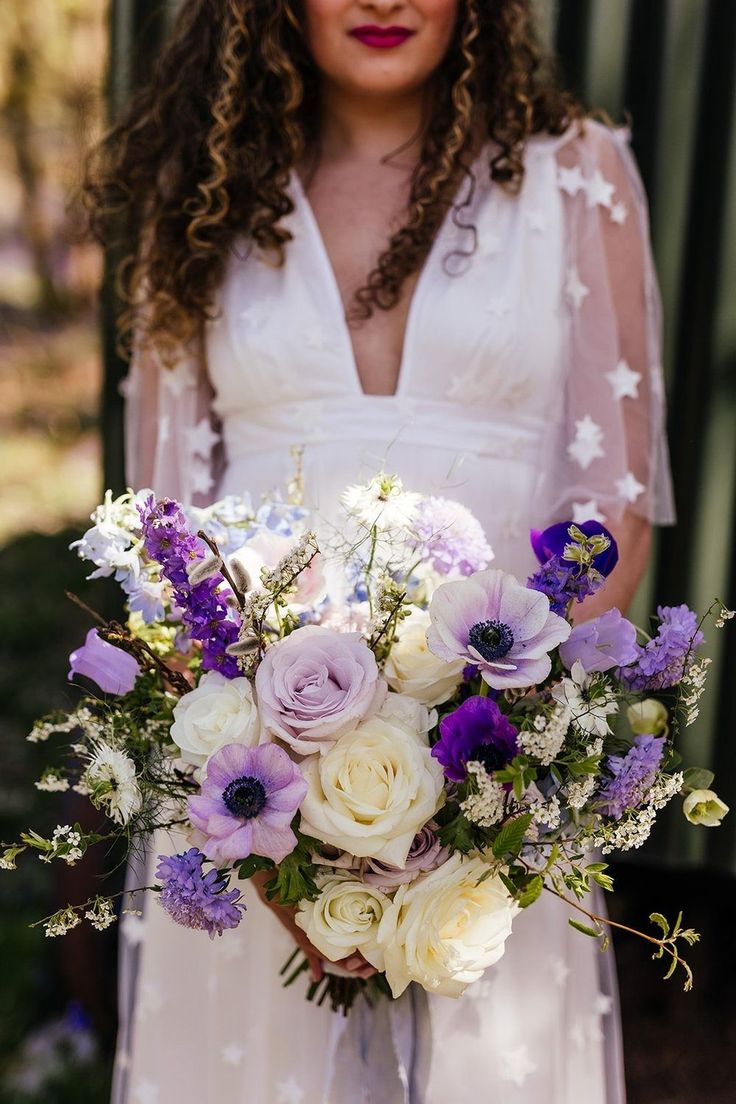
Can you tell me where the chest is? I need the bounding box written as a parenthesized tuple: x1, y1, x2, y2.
(297, 160, 421, 397)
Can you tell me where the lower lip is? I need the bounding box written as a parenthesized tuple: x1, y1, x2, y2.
(350, 30, 414, 49)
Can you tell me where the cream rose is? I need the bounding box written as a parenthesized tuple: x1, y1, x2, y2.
(376, 852, 519, 998)
(384, 608, 465, 707)
(298, 695, 445, 867)
(683, 789, 729, 826)
(170, 670, 259, 767)
(295, 872, 391, 969)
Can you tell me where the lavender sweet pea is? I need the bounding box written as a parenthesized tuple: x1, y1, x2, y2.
(427, 568, 570, 690)
(188, 743, 307, 865)
(68, 628, 140, 695)
(255, 625, 387, 755)
(431, 696, 519, 783)
(559, 609, 639, 674)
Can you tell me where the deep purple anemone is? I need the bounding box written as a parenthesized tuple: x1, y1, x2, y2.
(188, 743, 307, 865)
(156, 848, 245, 938)
(530, 520, 619, 576)
(431, 696, 519, 783)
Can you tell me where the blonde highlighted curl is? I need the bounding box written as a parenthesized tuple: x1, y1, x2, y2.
(83, 0, 586, 363)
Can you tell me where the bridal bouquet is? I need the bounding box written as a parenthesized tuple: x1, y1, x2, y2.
(6, 469, 731, 1011)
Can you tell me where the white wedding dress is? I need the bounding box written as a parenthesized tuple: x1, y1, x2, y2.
(114, 118, 674, 1104)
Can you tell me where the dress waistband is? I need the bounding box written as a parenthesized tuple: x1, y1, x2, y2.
(220, 395, 547, 464)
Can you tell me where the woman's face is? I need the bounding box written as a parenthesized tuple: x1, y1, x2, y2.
(302, 1, 461, 99)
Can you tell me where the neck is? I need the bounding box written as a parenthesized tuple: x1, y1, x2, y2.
(317, 80, 429, 165)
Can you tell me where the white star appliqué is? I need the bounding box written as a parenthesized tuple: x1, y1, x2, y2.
(275, 1076, 305, 1104)
(609, 201, 628, 225)
(221, 1042, 246, 1066)
(500, 1044, 537, 1086)
(567, 415, 605, 469)
(190, 457, 215, 496)
(593, 992, 614, 1016)
(564, 266, 589, 309)
(557, 164, 585, 197)
(605, 359, 642, 400)
(585, 170, 615, 209)
(185, 417, 220, 458)
(120, 913, 146, 946)
(548, 955, 570, 988)
(616, 471, 645, 503)
(572, 499, 607, 525)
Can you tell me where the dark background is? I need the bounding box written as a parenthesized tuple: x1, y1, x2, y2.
(0, 1, 734, 1100)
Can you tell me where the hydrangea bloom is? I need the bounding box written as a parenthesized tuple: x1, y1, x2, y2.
(139, 496, 240, 677)
(188, 743, 307, 865)
(157, 849, 245, 938)
(427, 568, 570, 689)
(619, 605, 704, 691)
(412, 497, 494, 577)
(597, 735, 665, 819)
(431, 696, 519, 782)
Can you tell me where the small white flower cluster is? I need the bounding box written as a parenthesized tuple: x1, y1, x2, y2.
(680, 657, 712, 726)
(44, 906, 82, 938)
(41, 825, 84, 866)
(34, 770, 70, 793)
(27, 706, 96, 744)
(594, 771, 684, 853)
(528, 794, 562, 831)
(0, 846, 24, 870)
(715, 606, 735, 629)
(566, 773, 598, 811)
(460, 762, 506, 827)
(519, 703, 572, 765)
(84, 743, 142, 825)
(84, 897, 117, 931)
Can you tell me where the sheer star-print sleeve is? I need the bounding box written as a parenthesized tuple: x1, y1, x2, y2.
(532, 118, 676, 528)
(121, 320, 224, 507)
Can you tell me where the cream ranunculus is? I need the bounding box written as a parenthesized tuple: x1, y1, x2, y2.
(376, 852, 519, 998)
(683, 789, 729, 827)
(298, 695, 445, 867)
(295, 872, 391, 969)
(384, 607, 465, 707)
(170, 670, 259, 767)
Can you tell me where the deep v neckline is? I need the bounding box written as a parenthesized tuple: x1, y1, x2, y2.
(289, 150, 485, 400)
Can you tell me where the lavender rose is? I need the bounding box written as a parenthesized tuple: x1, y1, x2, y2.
(362, 825, 449, 889)
(559, 609, 638, 674)
(255, 625, 387, 755)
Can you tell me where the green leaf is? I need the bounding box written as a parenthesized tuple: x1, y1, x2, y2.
(568, 918, 601, 938)
(236, 855, 274, 880)
(649, 912, 670, 938)
(264, 830, 321, 907)
(492, 813, 533, 859)
(517, 874, 543, 908)
(437, 812, 479, 854)
(682, 767, 715, 793)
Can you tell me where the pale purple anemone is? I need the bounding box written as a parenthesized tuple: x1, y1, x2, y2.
(255, 625, 387, 755)
(426, 568, 571, 690)
(188, 743, 307, 865)
(559, 609, 638, 674)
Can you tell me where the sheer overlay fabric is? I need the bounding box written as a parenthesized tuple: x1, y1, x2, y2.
(114, 118, 674, 1104)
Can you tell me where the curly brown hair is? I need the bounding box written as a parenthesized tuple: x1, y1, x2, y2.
(83, 0, 587, 363)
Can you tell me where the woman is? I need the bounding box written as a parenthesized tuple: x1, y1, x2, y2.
(85, 1, 675, 1101)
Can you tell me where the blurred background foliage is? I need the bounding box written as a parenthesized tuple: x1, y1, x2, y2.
(0, 1, 733, 1101)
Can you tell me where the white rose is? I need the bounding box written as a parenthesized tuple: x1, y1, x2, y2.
(683, 789, 729, 827)
(384, 608, 465, 707)
(295, 873, 391, 970)
(376, 853, 519, 998)
(298, 697, 445, 867)
(170, 670, 259, 767)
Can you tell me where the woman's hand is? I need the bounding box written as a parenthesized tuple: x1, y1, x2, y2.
(249, 870, 377, 982)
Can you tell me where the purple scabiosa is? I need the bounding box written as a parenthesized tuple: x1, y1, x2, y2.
(530, 520, 619, 576)
(188, 743, 307, 865)
(431, 696, 519, 783)
(427, 568, 570, 689)
(139, 495, 240, 677)
(413, 497, 494, 577)
(618, 605, 704, 691)
(597, 735, 665, 819)
(156, 848, 245, 938)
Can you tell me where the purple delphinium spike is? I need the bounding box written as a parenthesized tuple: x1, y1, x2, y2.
(156, 848, 246, 938)
(139, 495, 240, 677)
